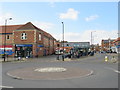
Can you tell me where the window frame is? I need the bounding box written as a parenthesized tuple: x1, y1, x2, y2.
(39, 33, 42, 41)
(21, 33, 27, 40)
(6, 35, 10, 40)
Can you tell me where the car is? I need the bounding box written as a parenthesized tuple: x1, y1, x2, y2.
(100, 51, 106, 53)
(0, 54, 7, 58)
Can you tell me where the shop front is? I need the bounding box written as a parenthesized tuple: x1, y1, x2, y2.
(0, 45, 14, 55)
(37, 45, 44, 56)
(15, 44, 32, 58)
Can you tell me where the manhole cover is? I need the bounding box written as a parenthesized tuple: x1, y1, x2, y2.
(34, 67, 67, 72)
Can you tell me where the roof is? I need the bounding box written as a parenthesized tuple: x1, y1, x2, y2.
(0, 22, 56, 40)
(16, 22, 39, 30)
(16, 22, 55, 39)
(102, 39, 115, 43)
(64, 42, 90, 44)
(0, 24, 23, 33)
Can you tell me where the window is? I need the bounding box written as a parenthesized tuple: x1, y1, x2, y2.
(21, 33, 27, 40)
(7, 35, 10, 40)
(39, 34, 41, 40)
(67, 44, 69, 47)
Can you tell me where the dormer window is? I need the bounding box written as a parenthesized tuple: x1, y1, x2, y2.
(21, 33, 27, 40)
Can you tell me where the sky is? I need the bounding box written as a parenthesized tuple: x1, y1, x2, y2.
(0, 1, 118, 45)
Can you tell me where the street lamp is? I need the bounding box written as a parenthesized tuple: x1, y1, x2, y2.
(62, 22, 64, 61)
(117, 33, 120, 37)
(3, 18, 12, 62)
(91, 31, 96, 45)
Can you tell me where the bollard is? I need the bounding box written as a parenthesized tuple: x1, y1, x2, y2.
(105, 56, 108, 62)
(111, 56, 117, 63)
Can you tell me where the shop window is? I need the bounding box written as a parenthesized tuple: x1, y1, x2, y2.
(21, 33, 27, 40)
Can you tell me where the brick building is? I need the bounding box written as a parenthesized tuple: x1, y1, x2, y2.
(111, 37, 120, 53)
(101, 39, 115, 51)
(0, 22, 56, 58)
(63, 42, 90, 53)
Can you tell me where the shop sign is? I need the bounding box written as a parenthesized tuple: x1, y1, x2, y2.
(0, 45, 12, 50)
(38, 45, 44, 47)
(16, 44, 32, 47)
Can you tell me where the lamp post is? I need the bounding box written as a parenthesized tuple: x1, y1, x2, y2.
(62, 22, 64, 61)
(3, 18, 12, 62)
(91, 31, 96, 45)
(117, 33, 120, 37)
(91, 31, 96, 50)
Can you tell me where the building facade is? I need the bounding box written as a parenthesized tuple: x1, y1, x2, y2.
(63, 42, 90, 53)
(111, 37, 120, 53)
(101, 39, 115, 51)
(0, 22, 56, 58)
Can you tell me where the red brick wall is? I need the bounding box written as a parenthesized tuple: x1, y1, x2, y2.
(0, 34, 13, 45)
(13, 30, 35, 44)
(6, 34, 13, 44)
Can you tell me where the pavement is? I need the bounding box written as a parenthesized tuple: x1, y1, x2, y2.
(0, 53, 118, 63)
(0, 55, 88, 63)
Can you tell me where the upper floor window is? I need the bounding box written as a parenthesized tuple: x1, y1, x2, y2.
(21, 33, 27, 40)
(6, 35, 10, 40)
(67, 44, 69, 47)
(39, 34, 41, 40)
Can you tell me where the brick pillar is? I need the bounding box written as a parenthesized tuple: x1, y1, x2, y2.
(33, 44, 37, 57)
(12, 44, 15, 57)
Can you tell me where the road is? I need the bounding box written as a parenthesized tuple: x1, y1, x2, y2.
(1, 53, 119, 88)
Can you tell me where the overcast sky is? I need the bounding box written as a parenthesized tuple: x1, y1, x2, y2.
(0, 1, 118, 45)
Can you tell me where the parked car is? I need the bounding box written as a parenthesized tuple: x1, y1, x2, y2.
(0, 54, 7, 58)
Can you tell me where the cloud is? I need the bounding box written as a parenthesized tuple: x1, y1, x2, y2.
(53, 30, 118, 45)
(85, 15, 99, 22)
(49, 1, 55, 7)
(32, 21, 55, 32)
(59, 8, 79, 20)
(0, 13, 13, 25)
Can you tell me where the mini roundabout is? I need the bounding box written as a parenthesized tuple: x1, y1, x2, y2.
(7, 67, 93, 80)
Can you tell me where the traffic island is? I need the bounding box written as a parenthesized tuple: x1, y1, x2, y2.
(7, 67, 93, 80)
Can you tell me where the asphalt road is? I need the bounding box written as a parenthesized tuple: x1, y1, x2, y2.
(1, 53, 119, 88)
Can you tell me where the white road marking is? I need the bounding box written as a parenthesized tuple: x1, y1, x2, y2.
(114, 70, 120, 73)
(0, 85, 13, 88)
(104, 67, 120, 73)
